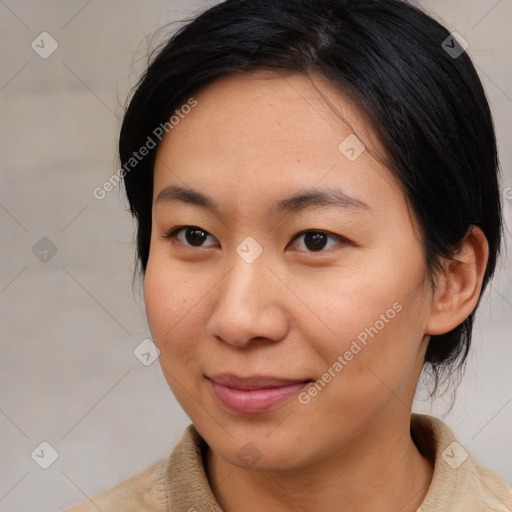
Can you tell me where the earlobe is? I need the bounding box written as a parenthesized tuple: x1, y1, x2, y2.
(425, 226, 489, 336)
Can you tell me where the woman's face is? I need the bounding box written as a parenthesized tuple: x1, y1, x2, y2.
(145, 71, 434, 470)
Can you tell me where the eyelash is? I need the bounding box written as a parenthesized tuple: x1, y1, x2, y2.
(162, 225, 348, 253)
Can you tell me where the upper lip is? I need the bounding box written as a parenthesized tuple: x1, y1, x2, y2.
(208, 373, 311, 390)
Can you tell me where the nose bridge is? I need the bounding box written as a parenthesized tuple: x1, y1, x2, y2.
(206, 249, 288, 347)
(220, 253, 269, 320)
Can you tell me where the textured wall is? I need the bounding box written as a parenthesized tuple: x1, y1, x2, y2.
(0, 1, 510, 510)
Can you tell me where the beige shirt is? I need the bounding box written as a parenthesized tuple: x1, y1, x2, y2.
(65, 414, 512, 511)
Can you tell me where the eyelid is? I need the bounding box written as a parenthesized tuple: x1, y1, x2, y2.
(162, 225, 219, 247)
(163, 226, 350, 252)
(288, 229, 349, 252)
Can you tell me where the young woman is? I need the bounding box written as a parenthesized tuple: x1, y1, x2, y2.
(66, 0, 512, 510)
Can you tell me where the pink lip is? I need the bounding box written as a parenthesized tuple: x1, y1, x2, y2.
(207, 374, 311, 415)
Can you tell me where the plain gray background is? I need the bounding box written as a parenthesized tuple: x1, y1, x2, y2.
(0, 1, 511, 510)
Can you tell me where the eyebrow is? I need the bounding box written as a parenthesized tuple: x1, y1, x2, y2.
(155, 184, 369, 214)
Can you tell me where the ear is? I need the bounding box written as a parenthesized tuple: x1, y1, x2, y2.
(425, 226, 489, 336)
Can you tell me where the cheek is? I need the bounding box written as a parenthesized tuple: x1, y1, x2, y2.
(144, 252, 205, 365)
(296, 250, 429, 390)
(144, 255, 214, 414)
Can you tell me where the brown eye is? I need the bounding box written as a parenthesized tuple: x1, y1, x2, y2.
(183, 227, 209, 246)
(163, 226, 218, 247)
(303, 232, 328, 251)
(290, 230, 345, 252)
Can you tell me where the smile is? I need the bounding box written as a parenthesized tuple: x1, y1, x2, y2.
(207, 374, 311, 414)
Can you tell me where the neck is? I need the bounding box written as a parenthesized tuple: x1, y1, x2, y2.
(205, 410, 433, 512)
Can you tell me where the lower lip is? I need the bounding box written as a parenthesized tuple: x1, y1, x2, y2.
(209, 380, 309, 415)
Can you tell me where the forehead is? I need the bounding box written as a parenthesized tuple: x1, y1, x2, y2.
(160, 70, 379, 151)
(153, 71, 404, 215)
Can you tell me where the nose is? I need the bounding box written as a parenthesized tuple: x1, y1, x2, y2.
(206, 255, 290, 348)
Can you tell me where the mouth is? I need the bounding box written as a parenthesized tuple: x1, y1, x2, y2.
(207, 373, 313, 415)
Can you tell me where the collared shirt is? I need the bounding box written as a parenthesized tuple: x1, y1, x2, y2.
(64, 414, 512, 511)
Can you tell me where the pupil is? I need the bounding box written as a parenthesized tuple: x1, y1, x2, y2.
(304, 232, 327, 251)
(186, 228, 207, 246)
